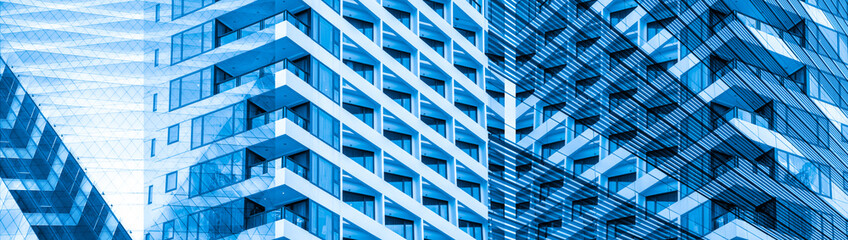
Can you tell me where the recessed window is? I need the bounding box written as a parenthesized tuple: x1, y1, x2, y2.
(147, 185, 153, 204)
(343, 146, 374, 172)
(167, 124, 179, 144)
(421, 115, 446, 136)
(457, 179, 480, 200)
(150, 139, 156, 157)
(165, 171, 177, 192)
(456, 140, 479, 161)
(385, 173, 413, 196)
(385, 130, 412, 153)
(162, 220, 174, 240)
(422, 156, 447, 177)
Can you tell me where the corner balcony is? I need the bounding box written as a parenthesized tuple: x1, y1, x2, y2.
(710, 10, 804, 77)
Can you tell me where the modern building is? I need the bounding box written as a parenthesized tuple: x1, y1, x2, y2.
(1, 0, 847, 239)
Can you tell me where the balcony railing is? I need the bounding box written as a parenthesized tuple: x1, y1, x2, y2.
(712, 208, 737, 230)
(218, 10, 309, 47)
(248, 107, 309, 130)
(711, 156, 739, 177)
(712, 59, 805, 93)
(216, 59, 309, 94)
(246, 155, 309, 180)
(245, 207, 309, 230)
(722, 107, 769, 129)
(714, 11, 804, 47)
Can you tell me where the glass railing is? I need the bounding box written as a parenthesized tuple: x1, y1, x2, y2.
(714, 59, 804, 93)
(711, 156, 739, 177)
(714, 12, 804, 47)
(245, 207, 309, 230)
(218, 10, 310, 46)
(283, 156, 309, 179)
(246, 156, 308, 180)
(216, 59, 309, 94)
(466, 0, 481, 12)
(248, 107, 309, 130)
(711, 209, 737, 230)
(722, 107, 770, 129)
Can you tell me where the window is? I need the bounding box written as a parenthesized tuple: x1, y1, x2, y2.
(315, 155, 341, 197)
(573, 156, 599, 174)
(150, 139, 157, 157)
(606, 216, 635, 239)
(455, 102, 478, 122)
(313, 58, 341, 103)
(516, 126, 533, 140)
(608, 173, 636, 194)
(544, 28, 564, 45)
(574, 115, 599, 136)
(421, 76, 445, 96)
(171, 21, 214, 64)
(344, 60, 374, 83)
(576, 37, 598, 56)
(842, 124, 848, 142)
(190, 103, 245, 148)
(343, 191, 375, 219)
(154, 49, 160, 66)
(421, 115, 446, 136)
(424, 0, 444, 17)
(539, 180, 563, 201)
(343, 147, 374, 172)
(646, 191, 677, 214)
(457, 179, 480, 200)
(345, 17, 374, 40)
(456, 140, 479, 161)
(543, 65, 565, 84)
(165, 171, 177, 192)
(459, 220, 483, 240)
(609, 7, 634, 26)
(386, 7, 411, 28)
(646, 17, 674, 40)
(167, 124, 179, 144)
(648, 104, 676, 126)
(542, 102, 565, 121)
(152, 93, 158, 112)
(422, 37, 445, 56)
(541, 141, 564, 159)
(171, 0, 216, 20)
(455, 64, 477, 83)
(385, 47, 411, 69)
(491, 201, 505, 216)
(316, 15, 340, 57)
(646, 147, 676, 173)
(147, 185, 153, 204)
(162, 220, 174, 240)
(575, 76, 599, 95)
(386, 216, 414, 240)
(314, 106, 341, 149)
(609, 89, 636, 112)
(384, 130, 412, 153)
(169, 67, 213, 110)
(189, 150, 245, 196)
(516, 89, 534, 103)
(516, 201, 530, 215)
(384, 89, 412, 111)
(422, 156, 447, 177)
(489, 163, 505, 178)
(423, 197, 449, 219)
(487, 90, 504, 105)
(385, 173, 413, 196)
(572, 197, 597, 220)
(608, 130, 636, 154)
(537, 220, 562, 239)
(455, 27, 476, 45)
(343, 103, 374, 127)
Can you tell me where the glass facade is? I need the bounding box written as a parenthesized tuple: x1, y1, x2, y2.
(2, 0, 847, 239)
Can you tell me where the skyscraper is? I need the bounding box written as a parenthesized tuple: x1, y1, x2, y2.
(1, 0, 847, 239)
